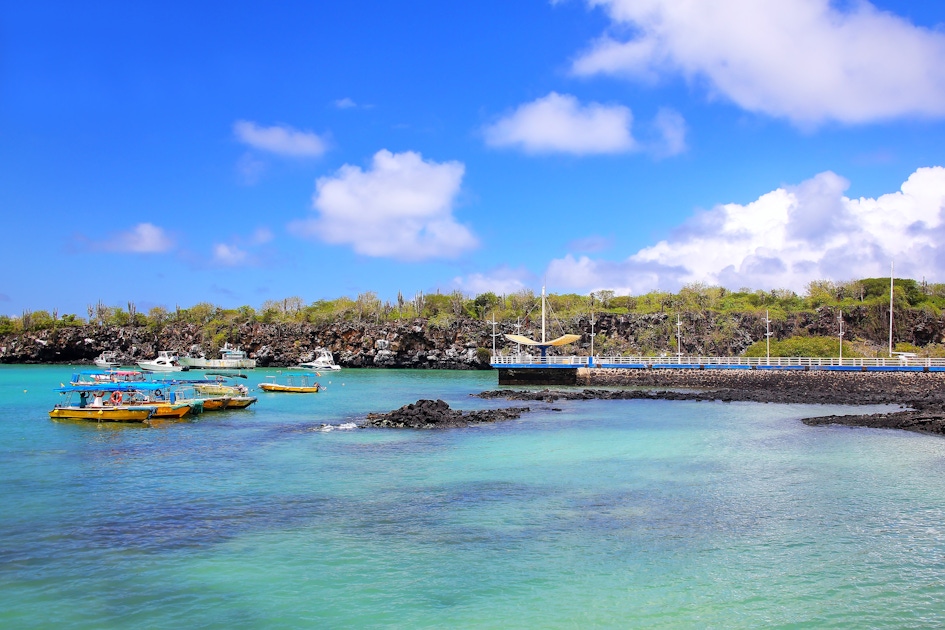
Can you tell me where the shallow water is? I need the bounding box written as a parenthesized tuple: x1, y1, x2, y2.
(2, 365, 944, 628)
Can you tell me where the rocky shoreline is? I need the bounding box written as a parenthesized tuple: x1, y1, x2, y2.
(480, 369, 945, 437)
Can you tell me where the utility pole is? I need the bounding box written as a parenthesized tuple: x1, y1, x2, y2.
(765, 309, 772, 364)
(838, 309, 844, 363)
(889, 261, 895, 357)
(676, 313, 683, 363)
(490, 311, 500, 357)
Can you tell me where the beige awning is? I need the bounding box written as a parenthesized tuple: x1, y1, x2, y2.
(504, 333, 582, 347)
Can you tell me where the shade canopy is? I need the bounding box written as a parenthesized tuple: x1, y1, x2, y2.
(504, 333, 581, 347)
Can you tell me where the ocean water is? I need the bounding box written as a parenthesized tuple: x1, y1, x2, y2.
(2, 365, 945, 628)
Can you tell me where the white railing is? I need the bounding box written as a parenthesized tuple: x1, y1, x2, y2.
(490, 354, 945, 368)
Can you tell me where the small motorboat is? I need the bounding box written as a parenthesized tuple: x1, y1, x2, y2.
(259, 373, 322, 393)
(49, 384, 157, 423)
(93, 351, 121, 368)
(138, 351, 187, 372)
(292, 349, 341, 371)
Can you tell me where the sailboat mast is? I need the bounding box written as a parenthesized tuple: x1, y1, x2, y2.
(541, 285, 546, 344)
(889, 261, 894, 357)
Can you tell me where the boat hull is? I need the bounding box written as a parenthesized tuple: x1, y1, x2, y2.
(148, 403, 196, 418)
(49, 407, 154, 422)
(259, 384, 320, 393)
(224, 396, 258, 408)
(178, 358, 256, 369)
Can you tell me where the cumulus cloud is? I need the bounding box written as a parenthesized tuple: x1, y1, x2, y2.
(212, 243, 248, 267)
(293, 150, 478, 260)
(210, 226, 274, 267)
(94, 223, 174, 254)
(484, 92, 636, 154)
(453, 266, 533, 295)
(234, 120, 328, 157)
(574, 0, 945, 125)
(546, 166, 945, 293)
(334, 97, 357, 109)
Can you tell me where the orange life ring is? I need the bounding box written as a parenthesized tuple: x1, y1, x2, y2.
(110, 391, 123, 405)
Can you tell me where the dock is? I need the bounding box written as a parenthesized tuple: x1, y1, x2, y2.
(490, 355, 945, 385)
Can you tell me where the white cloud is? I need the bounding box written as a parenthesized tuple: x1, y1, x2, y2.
(212, 243, 248, 266)
(293, 149, 478, 260)
(98, 223, 174, 254)
(651, 107, 687, 158)
(546, 166, 945, 293)
(250, 227, 274, 245)
(484, 92, 636, 154)
(334, 97, 357, 109)
(574, 0, 945, 125)
(233, 120, 328, 157)
(453, 266, 533, 295)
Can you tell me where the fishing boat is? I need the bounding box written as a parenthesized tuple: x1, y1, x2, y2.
(179, 343, 256, 370)
(93, 351, 121, 368)
(292, 348, 341, 371)
(138, 351, 187, 372)
(49, 384, 157, 423)
(259, 373, 322, 393)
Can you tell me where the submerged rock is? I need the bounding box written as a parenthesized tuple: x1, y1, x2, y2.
(363, 398, 530, 429)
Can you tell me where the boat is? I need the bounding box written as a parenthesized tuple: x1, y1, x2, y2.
(71, 369, 146, 385)
(127, 383, 202, 418)
(155, 376, 257, 411)
(259, 373, 322, 393)
(179, 343, 256, 370)
(49, 384, 157, 423)
(292, 348, 341, 371)
(192, 374, 258, 409)
(93, 351, 121, 368)
(138, 351, 187, 372)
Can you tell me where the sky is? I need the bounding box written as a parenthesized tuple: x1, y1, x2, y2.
(3, 0, 945, 316)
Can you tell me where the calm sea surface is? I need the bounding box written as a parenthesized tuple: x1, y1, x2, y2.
(2, 365, 945, 628)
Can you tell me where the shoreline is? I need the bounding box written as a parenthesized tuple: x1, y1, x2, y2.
(481, 368, 945, 437)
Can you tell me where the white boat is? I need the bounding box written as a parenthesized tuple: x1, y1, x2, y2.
(178, 343, 256, 370)
(93, 351, 121, 368)
(138, 351, 187, 372)
(293, 349, 341, 371)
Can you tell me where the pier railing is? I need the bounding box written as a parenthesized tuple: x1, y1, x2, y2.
(490, 354, 945, 368)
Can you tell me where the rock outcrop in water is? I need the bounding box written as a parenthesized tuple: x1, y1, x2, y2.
(363, 399, 530, 429)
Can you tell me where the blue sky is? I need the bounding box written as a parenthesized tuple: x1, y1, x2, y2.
(3, 0, 945, 316)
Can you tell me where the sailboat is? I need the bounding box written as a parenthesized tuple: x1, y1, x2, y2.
(502, 286, 581, 361)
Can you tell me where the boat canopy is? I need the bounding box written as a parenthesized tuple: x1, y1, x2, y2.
(503, 333, 582, 347)
(56, 382, 167, 393)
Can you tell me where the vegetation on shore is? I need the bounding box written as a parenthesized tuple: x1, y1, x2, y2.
(3, 277, 945, 358)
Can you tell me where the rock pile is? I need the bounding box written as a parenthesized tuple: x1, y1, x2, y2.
(363, 399, 530, 429)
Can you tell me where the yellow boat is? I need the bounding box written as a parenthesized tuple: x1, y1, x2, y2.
(223, 396, 258, 408)
(49, 406, 154, 422)
(50, 385, 156, 423)
(258, 373, 322, 393)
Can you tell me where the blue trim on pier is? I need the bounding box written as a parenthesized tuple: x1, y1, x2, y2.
(492, 363, 945, 373)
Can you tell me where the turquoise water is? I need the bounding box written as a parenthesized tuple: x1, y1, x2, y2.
(2, 365, 945, 628)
